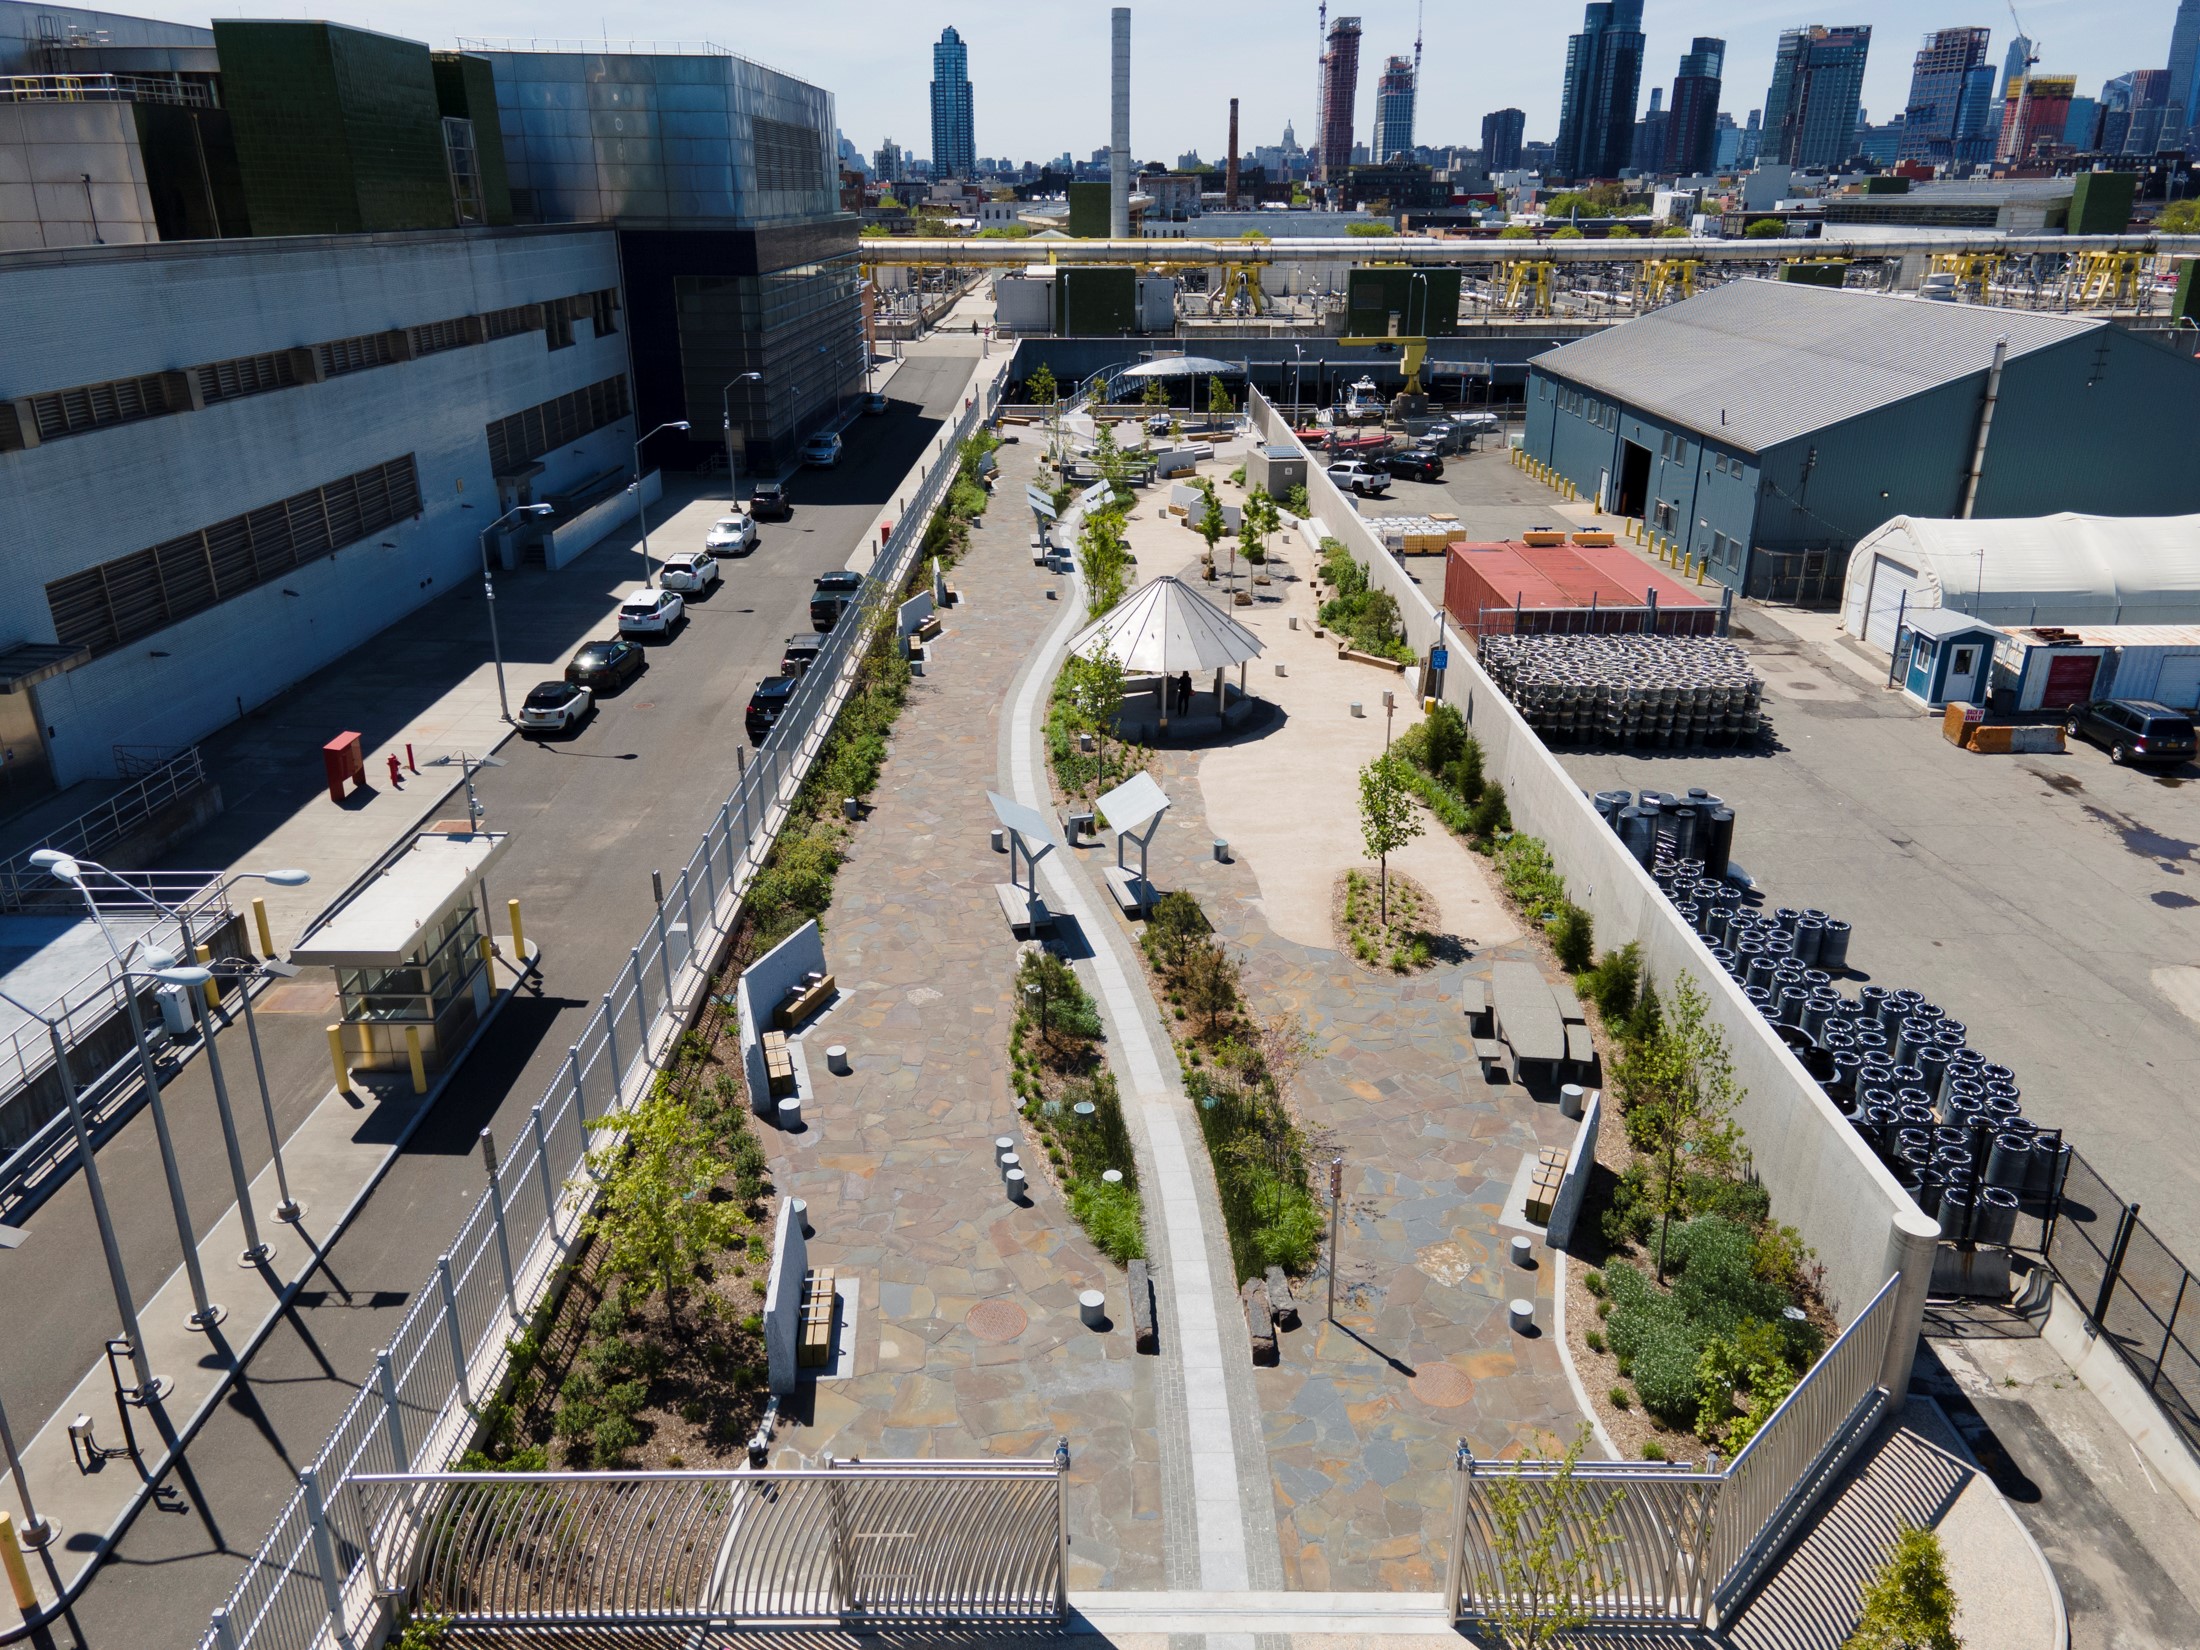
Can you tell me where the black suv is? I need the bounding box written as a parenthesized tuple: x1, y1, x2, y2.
(2065, 699, 2197, 766)
(749, 482, 791, 521)
(1384, 449, 1445, 482)
(810, 569, 865, 632)
(745, 676, 796, 742)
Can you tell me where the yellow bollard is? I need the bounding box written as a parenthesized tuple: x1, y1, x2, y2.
(253, 896, 275, 958)
(1, 1511, 35, 1614)
(478, 935, 495, 967)
(1697, 559, 1708, 587)
(194, 943, 219, 1008)
(327, 1024, 351, 1095)
(508, 897, 525, 961)
(405, 1026, 428, 1096)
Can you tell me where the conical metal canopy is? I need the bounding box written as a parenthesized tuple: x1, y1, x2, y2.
(1066, 575, 1264, 675)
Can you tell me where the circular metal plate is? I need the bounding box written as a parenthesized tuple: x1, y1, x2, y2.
(966, 1298, 1030, 1343)
(1410, 1362, 1474, 1408)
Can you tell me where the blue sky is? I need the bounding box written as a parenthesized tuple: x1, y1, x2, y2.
(144, 0, 2179, 160)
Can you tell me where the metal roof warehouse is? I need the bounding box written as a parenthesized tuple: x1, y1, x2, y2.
(1520, 279, 2200, 602)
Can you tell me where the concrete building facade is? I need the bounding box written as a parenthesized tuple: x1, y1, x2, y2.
(0, 227, 628, 788)
(1522, 280, 2200, 600)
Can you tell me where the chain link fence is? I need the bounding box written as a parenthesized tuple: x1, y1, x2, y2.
(195, 385, 995, 1650)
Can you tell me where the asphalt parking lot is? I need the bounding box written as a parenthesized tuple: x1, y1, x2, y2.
(38, 346, 981, 1649)
(1410, 443, 2200, 1271)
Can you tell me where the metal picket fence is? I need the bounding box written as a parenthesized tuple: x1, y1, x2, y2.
(1448, 1274, 1901, 1630)
(196, 384, 995, 1650)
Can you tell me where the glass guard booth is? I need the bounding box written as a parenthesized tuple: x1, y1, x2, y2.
(291, 828, 510, 1074)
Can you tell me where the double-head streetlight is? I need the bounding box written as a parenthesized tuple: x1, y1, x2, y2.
(630, 420, 691, 583)
(0, 982, 162, 1407)
(479, 504, 555, 722)
(720, 374, 763, 502)
(29, 852, 308, 1328)
(0, 1222, 57, 1548)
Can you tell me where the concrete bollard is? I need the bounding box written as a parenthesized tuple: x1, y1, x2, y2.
(1005, 1167, 1028, 1203)
(826, 1044, 850, 1075)
(1560, 1083, 1585, 1119)
(1511, 1235, 1535, 1269)
(777, 1096, 803, 1131)
(790, 1197, 811, 1236)
(999, 1150, 1021, 1180)
(1288, 615, 1299, 630)
(1275, 662, 1287, 677)
(1212, 839, 1229, 863)
(991, 827, 1007, 853)
(1350, 701, 1364, 718)
(1080, 1288, 1107, 1329)
(1509, 1297, 1535, 1333)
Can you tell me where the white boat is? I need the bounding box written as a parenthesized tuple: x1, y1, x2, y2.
(1342, 375, 1386, 422)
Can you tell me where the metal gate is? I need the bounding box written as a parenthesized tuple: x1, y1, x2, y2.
(345, 1455, 1069, 1633)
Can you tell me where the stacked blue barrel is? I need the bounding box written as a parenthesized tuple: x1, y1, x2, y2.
(1588, 785, 2068, 1244)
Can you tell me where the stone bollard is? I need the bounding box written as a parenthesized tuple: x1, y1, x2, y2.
(1350, 701, 1364, 718)
(1005, 1167, 1028, 1203)
(1509, 1297, 1535, 1333)
(991, 827, 1007, 853)
(999, 1150, 1021, 1180)
(1212, 839, 1230, 863)
(827, 1045, 851, 1076)
(1079, 1289, 1107, 1329)
(1560, 1083, 1585, 1120)
(791, 1197, 812, 1236)
(1511, 1235, 1535, 1269)
(777, 1097, 803, 1131)
(1275, 662, 1288, 677)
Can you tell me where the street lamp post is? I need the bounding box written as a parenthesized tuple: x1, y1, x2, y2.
(0, 1346, 55, 1549)
(220, 958, 303, 1223)
(29, 855, 310, 1327)
(631, 420, 692, 583)
(158, 964, 268, 1266)
(0, 987, 161, 1401)
(478, 504, 555, 723)
(720, 374, 762, 502)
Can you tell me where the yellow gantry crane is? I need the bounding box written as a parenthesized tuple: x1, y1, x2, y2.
(2070, 249, 2145, 309)
(1928, 250, 2006, 304)
(1501, 260, 1556, 316)
(1635, 258, 1701, 309)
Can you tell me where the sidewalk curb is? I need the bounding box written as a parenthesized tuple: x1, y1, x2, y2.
(0, 946, 542, 1643)
(1916, 1393, 2069, 1650)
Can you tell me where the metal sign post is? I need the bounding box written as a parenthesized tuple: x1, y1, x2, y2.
(1326, 1155, 1344, 1322)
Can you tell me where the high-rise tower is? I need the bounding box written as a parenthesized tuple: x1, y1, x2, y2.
(2166, 0, 2200, 147)
(1663, 37, 1726, 175)
(1110, 8, 1130, 237)
(1761, 24, 1872, 170)
(1900, 27, 1996, 167)
(1317, 14, 1362, 181)
(1373, 53, 1416, 161)
(1553, 0, 1647, 179)
(929, 26, 975, 180)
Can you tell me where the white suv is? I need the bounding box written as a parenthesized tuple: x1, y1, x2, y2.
(618, 587, 685, 637)
(657, 551, 721, 593)
(802, 431, 844, 467)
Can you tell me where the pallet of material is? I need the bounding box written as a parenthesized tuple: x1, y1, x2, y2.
(798, 1267, 837, 1368)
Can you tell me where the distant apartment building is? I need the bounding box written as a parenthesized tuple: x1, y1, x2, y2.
(1481, 107, 1525, 172)
(1762, 24, 1872, 170)
(1316, 14, 1362, 181)
(1899, 26, 1998, 168)
(1631, 87, 1667, 172)
(1663, 37, 1725, 176)
(929, 25, 975, 181)
(1372, 52, 1416, 162)
(1553, 0, 1646, 179)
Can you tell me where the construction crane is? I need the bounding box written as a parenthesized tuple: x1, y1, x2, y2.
(2003, 0, 2041, 163)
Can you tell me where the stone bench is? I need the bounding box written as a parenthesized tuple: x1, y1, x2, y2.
(1565, 1022, 1598, 1077)
(1474, 1036, 1509, 1082)
(1461, 976, 1493, 1038)
(776, 973, 836, 1031)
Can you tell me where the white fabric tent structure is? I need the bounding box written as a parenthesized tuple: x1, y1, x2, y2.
(1841, 514, 2200, 652)
(1066, 575, 1264, 731)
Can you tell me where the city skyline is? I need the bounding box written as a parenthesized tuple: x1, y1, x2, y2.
(71, 0, 2182, 164)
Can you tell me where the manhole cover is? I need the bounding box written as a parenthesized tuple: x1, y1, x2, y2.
(966, 1299, 1029, 1343)
(1410, 1363, 1474, 1407)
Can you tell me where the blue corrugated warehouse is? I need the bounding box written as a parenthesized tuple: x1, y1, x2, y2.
(1521, 280, 2200, 600)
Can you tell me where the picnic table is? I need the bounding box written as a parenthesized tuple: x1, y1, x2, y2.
(1490, 960, 1568, 1069)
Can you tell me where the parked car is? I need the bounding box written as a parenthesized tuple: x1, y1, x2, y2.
(657, 551, 721, 592)
(1384, 449, 1445, 482)
(749, 482, 791, 521)
(518, 678, 593, 734)
(862, 391, 888, 415)
(781, 634, 825, 677)
(1327, 460, 1392, 498)
(802, 431, 843, 467)
(565, 637, 644, 693)
(810, 569, 865, 632)
(745, 675, 797, 742)
(2065, 699, 2197, 766)
(703, 512, 756, 555)
(617, 587, 684, 638)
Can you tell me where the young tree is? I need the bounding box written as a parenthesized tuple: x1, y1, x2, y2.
(1061, 646, 1127, 800)
(1615, 971, 1744, 1281)
(1027, 362, 1059, 409)
(1141, 375, 1170, 410)
(1357, 753, 1425, 925)
(1476, 1427, 1625, 1650)
(1207, 375, 1233, 418)
(1179, 939, 1240, 1039)
(1078, 506, 1131, 620)
(583, 1089, 738, 1322)
(1194, 480, 1227, 567)
(1848, 1526, 1962, 1650)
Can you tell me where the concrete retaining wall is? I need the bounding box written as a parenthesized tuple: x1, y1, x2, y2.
(1251, 388, 1938, 1395)
(546, 468, 662, 572)
(762, 1194, 808, 1396)
(1547, 1090, 1601, 1251)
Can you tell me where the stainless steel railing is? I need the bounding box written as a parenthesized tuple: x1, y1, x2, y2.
(1448, 1272, 1901, 1629)
(195, 386, 997, 1650)
(344, 1457, 1068, 1629)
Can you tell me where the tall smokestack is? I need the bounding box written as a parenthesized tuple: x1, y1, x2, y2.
(1226, 97, 1240, 209)
(1110, 7, 1131, 238)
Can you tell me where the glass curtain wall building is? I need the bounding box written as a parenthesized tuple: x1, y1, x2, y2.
(1899, 27, 1996, 168)
(1761, 24, 1872, 170)
(930, 26, 975, 181)
(474, 43, 858, 474)
(1372, 54, 1416, 162)
(1553, 0, 1646, 180)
